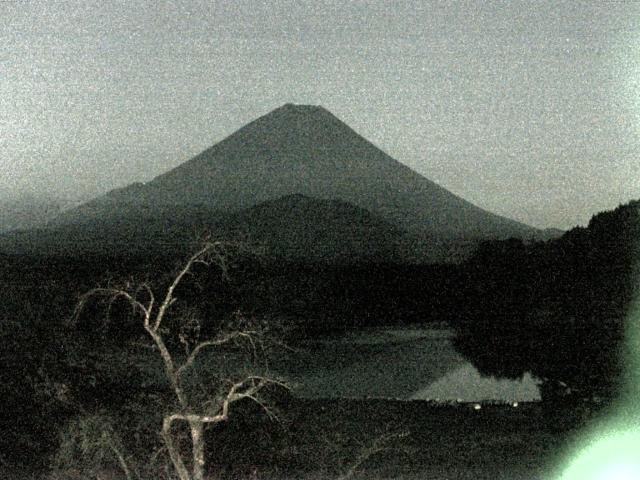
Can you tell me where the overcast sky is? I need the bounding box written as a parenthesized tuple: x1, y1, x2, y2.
(2, 1, 639, 229)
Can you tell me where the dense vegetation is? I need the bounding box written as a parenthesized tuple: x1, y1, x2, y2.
(451, 200, 639, 402)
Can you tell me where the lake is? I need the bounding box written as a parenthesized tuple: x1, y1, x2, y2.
(272, 328, 541, 402)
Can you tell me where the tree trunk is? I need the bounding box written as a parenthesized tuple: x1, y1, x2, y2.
(163, 416, 192, 480)
(190, 419, 206, 480)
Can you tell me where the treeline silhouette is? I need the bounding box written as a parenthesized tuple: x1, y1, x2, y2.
(451, 200, 639, 402)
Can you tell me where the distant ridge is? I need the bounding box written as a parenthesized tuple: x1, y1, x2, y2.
(6, 104, 542, 261)
(0, 195, 403, 262)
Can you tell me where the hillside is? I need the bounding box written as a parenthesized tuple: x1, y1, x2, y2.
(221, 194, 404, 263)
(0, 195, 406, 263)
(451, 199, 640, 402)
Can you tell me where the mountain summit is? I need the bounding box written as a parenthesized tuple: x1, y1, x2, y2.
(57, 103, 537, 245)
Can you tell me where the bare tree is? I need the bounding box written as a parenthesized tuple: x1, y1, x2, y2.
(74, 241, 288, 480)
(308, 424, 410, 480)
(336, 429, 409, 480)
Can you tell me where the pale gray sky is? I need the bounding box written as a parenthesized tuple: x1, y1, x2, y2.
(2, 0, 639, 229)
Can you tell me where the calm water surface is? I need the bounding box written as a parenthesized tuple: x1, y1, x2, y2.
(273, 328, 541, 402)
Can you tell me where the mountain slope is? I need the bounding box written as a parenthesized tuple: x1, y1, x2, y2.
(55, 104, 538, 241)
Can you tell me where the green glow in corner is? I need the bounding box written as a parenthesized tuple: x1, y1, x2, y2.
(558, 430, 640, 480)
(556, 233, 640, 480)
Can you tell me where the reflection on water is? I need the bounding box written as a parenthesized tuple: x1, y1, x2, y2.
(410, 364, 541, 402)
(275, 328, 541, 402)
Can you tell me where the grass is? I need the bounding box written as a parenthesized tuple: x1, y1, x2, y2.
(274, 398, 573, 480)
(3, 396, 595, 480)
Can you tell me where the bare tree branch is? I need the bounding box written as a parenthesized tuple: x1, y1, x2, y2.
(153, 243, 218, 332)
(337, 429, 409, 480)
(175, 330, 259, 380)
